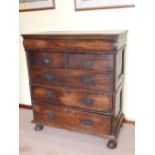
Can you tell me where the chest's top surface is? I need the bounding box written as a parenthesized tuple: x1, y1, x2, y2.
(22, 30, 127, 38)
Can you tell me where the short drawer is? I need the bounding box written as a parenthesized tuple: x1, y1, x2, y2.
(31, 86, 113, 113)
(33, 104, 111, 136)
(65, 89, 113, 113)
(29, 68, 67, 87)
(68, 53, 113, 72)
(27, 52, 65, 69)
(31, 86, 66, 105)
(68, 70, 113, 92)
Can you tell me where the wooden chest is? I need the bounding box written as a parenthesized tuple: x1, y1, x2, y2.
(22, 31, 127, 149)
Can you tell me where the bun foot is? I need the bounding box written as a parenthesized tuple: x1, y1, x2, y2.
(34, 124, 44, 131)
(107, 140, 117, 149)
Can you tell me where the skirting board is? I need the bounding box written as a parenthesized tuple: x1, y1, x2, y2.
(19, 103, 135, 125)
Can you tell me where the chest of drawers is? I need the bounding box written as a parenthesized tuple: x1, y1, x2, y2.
(22, 31, 127, 149)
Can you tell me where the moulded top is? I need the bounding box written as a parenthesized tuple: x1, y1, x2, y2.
(22, 30, 128, 38)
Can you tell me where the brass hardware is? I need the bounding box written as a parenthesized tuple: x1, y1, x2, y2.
(85, 60, 94, 67)
(83, 119, 93, 125)
(43, 58, 51, 64)
(83, 98, 93, 106)
(46, 92, 56, 99)
(83, 76, 96, 85)
(47, 112, 57, 120)
(44, 74, 55, 81)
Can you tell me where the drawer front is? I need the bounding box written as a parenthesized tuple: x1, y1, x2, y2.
(68, 70, 113, 91)
(33, 104, 111, 136)
(27, 52, 65, 69)
(31, 86, 66, 105)
(65, 90, 112, 113)
(68, 53, 113, 72)
(24, 38, 115, 52)
(29, 68, 67, 86)
(31, 86, 112, 113)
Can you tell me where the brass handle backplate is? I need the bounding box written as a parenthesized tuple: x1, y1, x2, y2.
(46, 92, 57, 100)
(44, 74, 55, 81)
(43, 58, 51, 64)
(83, 77, 96, 85)
(47, 112, 57, 120)
(85, 60, 94, 67)
(83, 98, 94, 106)
(83, 119, 93, 126)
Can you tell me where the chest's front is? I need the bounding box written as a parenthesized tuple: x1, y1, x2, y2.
(22, 31, 127, 149)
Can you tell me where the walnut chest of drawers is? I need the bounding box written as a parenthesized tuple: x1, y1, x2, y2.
(22, 31, 127, 149)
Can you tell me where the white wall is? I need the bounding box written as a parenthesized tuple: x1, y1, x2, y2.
(19, 0, 155, 121)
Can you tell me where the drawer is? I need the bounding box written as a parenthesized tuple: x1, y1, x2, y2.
(24, 38, 115, 52)
(68, 53, 113, 72)
(29, 68, 67, 87)
(65, 89, 112, 113)
(68, 70, 113, 92)
(31, 86, 112, 113)
(27, 52, 65, 69)
(33, 104, 111, 136)
(31, 86, 66, 105)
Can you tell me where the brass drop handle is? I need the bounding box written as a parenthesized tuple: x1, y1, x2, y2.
(46, 92, 56, 99)
(85, 60, 94, 67)
(47, 112, 56, 120)
(83, 119, 93, 126)
(83, 76, 96, 85)
(43, 58, 51, 64)
(44, 74, 55, 81)
(83, 98, 94, 106)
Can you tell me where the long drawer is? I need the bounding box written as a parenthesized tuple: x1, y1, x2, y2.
(27, 52, 113, 72)
(24, 38, 115, 52)
(29, 67, 113, 92)
(31, 86, 113, 113)
(32, 104, 111, 136)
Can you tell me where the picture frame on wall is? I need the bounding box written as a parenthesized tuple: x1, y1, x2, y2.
(75, 0, 135, 11)
(19, 0, 55, 12)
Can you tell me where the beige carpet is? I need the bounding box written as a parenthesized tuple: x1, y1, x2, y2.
(19, 109, 135, 155)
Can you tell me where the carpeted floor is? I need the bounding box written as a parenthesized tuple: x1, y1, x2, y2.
(19, 109, 135, 155)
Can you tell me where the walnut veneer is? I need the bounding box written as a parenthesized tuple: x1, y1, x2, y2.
(22, 31, 127, 149)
